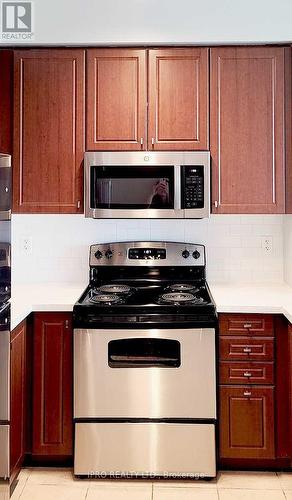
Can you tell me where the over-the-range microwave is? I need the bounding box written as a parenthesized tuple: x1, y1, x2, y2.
(85, 152, 210, 219)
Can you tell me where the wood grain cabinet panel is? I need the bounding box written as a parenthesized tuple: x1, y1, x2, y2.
(86, 49, 147, 150)
(148, 48, 209, 150)
(0, 50, 13, 154)
(32, 313, 73, 456)
(219, 361, 274, 385)
(10, 321, 26, 476)
(219, 314, 274, 336)
(219, 337, 274, 362)
(219, 386, 275, 459)
(210, 47, 286, 214)
(13, 49, 85, 213)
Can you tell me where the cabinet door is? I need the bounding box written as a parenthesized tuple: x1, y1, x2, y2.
(148, 48, 209, 151)
(13, 49, 85, 213)
(32, 313, 73, 456)
(10, 321, 26, 476)
(0, 50, 13, 154)
(219, 386, 275, 459)
(87, 49, 147, 150)
(210, 47, 286, 214)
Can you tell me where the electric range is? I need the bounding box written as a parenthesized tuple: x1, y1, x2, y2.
(73, 241, 217, 479)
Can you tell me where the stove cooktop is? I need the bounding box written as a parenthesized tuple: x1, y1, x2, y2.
(73, 242, 217, 328)
(74, 279, 216, 328)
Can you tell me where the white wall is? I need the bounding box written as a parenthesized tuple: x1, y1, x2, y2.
(11, 215, 284, 285)
(284, 215, 292, 286)
(1, 0, 292, 46)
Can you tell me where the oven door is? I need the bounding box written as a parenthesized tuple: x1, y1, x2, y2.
(86, 163, 182, 219)
(74, 328, 216, 419)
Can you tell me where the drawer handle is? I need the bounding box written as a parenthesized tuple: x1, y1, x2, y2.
(243, 372, 252, 377)
(244, 323, 252, 328)
(243, 347, 252, 353)
(244, 391, 252, 397)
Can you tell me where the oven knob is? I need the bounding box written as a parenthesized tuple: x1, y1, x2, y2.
(95, 250, 103, 260)
(192, 250, 201, 260)
(105, 249, 113, 259)
(182, 249, 190, 259)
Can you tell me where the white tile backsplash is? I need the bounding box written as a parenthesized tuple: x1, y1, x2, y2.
(11, 214, 285, 286)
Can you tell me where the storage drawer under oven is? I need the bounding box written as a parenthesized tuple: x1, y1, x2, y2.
(74, 422, 216, 478)
(219, 361, 274, 385)
(74, 328, 216, 419)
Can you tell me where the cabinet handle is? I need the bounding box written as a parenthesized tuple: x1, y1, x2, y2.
(151, 138, 155, 146)
(65, 320, 69, 329)
(243, 372, 252, 377)
(243, 347, 252, 353)
(244, 323, 252, 328)
(77, 200, 81, 209)
(140, 137, 144, 146)
(214, 200, 218, 208)
(243, 391, 252, 397)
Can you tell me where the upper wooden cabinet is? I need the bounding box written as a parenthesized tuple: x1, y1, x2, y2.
(210, 47, 287, 214)
(86, 49, 147, 150)
(0, 50, 13, 154)
(148, 48, 209, 150)
(13, 49, 85, 213)
(86, 47, 209, 151)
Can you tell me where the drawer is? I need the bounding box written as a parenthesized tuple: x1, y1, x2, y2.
(219, 361, 274, 385)
(219, 314, 274, 336)
(219, 337, 274, 361)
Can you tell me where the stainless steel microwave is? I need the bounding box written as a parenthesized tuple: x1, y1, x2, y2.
(85, 152, 210, 219)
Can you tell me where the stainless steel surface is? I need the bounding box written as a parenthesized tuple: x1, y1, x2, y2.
(74, 328, 216, 419)
(0, 155, 11, 222)
(0, 426, 9, 480)
(74, 422, 216, 477)
(89, 241, 205, 267)
(0, 322, 10, 422)
(84, 151, 210, 219)
(0, 155, 11, 168)
(0, 244, 10, 269)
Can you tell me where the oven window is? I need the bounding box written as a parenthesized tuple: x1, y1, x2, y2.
(108, 338, 181, 368)
(91, 166, 174, 209)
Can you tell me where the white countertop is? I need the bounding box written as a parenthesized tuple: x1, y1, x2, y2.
(11, 282, 292, 331)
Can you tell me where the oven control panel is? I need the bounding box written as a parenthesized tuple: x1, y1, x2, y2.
(181, 165, 204, 209)
(90, 242, 205, 267)
(128, 248, 166, 260)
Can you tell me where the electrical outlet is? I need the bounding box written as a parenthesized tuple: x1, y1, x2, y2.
(261, 236, 273, 254)
(20, 236, 32, 255)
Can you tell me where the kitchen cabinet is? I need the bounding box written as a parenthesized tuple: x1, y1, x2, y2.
(148, 48, 209, 150)
(219, 313, 276, 461)
(210, 47, 287, 214)
(87, 49, 147, 151)
(86, 47, 209, 151)
(13, 49, 85, 214)
(220, 386, 275, 459)
(289, 324, 292, 465)
(32, 313, 73, 457)
(0, 50, 13, 154)
(10, 320, 27, 478)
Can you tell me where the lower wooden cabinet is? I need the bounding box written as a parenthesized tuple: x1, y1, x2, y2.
(10, 320, 27, 477)
(219, 386, 275, 459)
(32, 313, 73, 457)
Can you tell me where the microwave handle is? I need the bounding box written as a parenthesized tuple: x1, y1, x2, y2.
(174, 165, 181, 210)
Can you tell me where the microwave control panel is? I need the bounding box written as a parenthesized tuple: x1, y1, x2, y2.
(181, 165, 204, 209)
